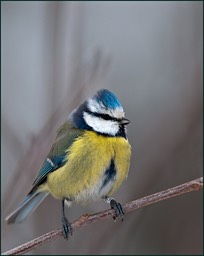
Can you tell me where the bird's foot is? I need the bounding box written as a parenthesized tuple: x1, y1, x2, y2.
(61, 216, 73, 239)
(110, 199, 124, 221)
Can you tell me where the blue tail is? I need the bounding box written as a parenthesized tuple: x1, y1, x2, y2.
(6, 191, 49, 224)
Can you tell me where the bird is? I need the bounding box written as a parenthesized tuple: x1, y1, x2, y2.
(6, 89, 131, 239)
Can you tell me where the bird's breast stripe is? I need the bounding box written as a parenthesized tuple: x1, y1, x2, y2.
(100, 159, 116, 191)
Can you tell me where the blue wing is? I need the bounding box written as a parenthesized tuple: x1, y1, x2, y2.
(32, 155, 67, 187)
(30, 121, 84, 190)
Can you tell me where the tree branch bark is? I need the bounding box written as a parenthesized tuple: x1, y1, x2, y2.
(2, 177, 203, 255)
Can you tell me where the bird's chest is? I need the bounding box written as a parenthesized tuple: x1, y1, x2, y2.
(47, 132, 131, 201)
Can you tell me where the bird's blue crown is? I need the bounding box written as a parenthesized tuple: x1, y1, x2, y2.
(93, 89, 122, 110)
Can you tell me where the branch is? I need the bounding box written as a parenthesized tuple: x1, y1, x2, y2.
(2, 177, 203, 255)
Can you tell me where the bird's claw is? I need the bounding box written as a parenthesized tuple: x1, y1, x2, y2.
(61, 216, 73, 239)
(110, 199, 124, 221)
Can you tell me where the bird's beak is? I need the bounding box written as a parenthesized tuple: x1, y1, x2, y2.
(120, 118, 130, 125)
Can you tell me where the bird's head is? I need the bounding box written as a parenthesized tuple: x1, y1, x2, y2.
(69, 89, 130, 137)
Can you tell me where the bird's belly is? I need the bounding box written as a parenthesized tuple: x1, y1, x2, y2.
(73, 176, 116, 203)
(45, 131, 131, 201)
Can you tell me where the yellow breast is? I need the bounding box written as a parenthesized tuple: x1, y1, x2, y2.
(41, 131, 131, 202)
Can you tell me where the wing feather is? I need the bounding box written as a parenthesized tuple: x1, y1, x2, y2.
(31, 121, 83, 189)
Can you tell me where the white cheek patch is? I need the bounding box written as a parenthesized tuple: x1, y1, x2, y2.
(87, 98, 125, 119)
(83, 112, 119, 136)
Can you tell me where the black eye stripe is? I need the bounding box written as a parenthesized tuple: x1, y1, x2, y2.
(85, 110, 118, 122)
(97, 113, 117, 121)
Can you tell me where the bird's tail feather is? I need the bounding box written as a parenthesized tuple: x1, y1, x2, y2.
(5, 191, 49, 224)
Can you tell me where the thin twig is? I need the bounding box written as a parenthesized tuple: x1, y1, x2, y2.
(2, 177, 203, 255)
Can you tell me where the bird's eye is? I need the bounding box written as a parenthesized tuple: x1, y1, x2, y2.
(100, 114, 112, 120)
(86, 110, 116, 122)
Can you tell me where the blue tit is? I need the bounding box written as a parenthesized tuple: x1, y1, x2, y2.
(6, 89, 131, 239)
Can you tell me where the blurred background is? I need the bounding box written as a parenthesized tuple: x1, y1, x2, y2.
(1, 1, 202, 254)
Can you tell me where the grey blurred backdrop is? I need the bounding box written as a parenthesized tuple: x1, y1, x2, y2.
(2, 1, 202, 255)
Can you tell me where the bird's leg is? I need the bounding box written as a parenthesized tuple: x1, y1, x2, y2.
(61, 199, 72, 239)
(103, 196, 124, 221)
